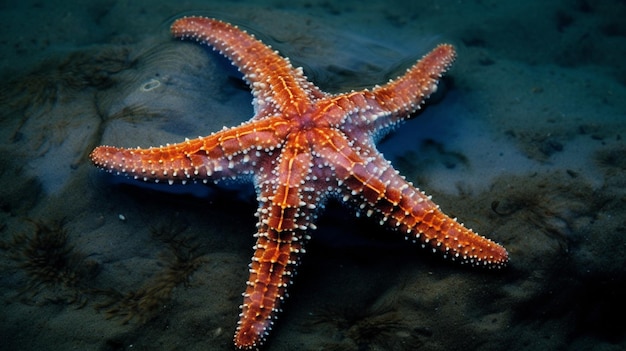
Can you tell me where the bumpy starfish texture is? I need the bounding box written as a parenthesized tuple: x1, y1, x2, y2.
(90, 16, 508, 349)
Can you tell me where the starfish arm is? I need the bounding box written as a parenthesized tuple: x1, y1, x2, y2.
(235, 215, 308, 350)
(365, 44, 456, 131)
(89, 118, 288, 184)
(333, 146, 508, 267)
(171, 16, 325, 119)
(235, 139, 320, 349)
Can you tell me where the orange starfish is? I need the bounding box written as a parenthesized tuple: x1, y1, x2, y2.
(90, 16, 508, 349)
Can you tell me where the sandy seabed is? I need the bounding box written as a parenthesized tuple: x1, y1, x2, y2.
(1, 1, 625, 350)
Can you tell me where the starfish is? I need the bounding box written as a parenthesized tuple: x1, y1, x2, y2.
(90, 16, 508, 349)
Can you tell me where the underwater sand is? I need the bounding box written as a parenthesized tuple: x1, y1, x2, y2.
(1, 1, 625, 350)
